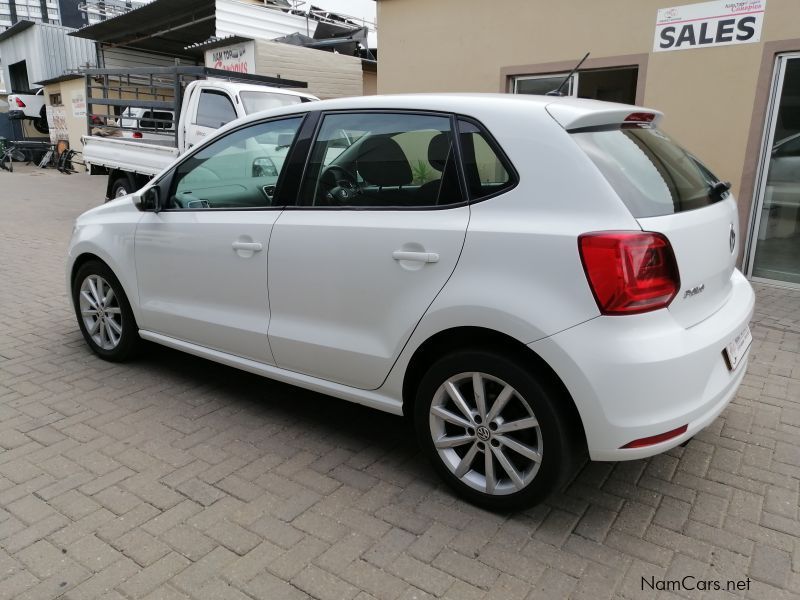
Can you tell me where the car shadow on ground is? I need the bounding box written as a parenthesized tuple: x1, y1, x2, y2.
(111, 340, 664, 521)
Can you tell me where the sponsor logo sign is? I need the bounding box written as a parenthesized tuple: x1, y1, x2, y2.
(205, 41, 256, 74)
(654, 0, 766, 52)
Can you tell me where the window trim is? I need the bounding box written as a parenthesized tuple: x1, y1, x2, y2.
(286, 108, 517, 212)
(456, 115, 519, 204)
(154, 112, 310, 213)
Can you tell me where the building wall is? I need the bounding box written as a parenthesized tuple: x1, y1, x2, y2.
(363, 69, 377, 95)
(43, 76, 88, 150)
(376, 0, 800, 253)
(252, 39, 363, 99)
(0, 22, 96, 91)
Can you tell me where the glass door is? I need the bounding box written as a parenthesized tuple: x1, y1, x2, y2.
(748, 53, 800, 286)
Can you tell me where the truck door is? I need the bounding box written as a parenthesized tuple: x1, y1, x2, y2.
(184, 87, 238, 150)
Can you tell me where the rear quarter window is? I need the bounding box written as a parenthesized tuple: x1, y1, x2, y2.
(571, 127, 727, 218)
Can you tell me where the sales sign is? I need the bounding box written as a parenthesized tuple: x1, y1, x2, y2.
(205, 41, 256, 74)
(654, 0, 766, 52)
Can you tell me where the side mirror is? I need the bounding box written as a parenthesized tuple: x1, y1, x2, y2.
(135, 186, 161, 212)
(252, 157, 277, 177)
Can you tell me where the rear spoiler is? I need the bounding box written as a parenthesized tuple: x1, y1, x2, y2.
(546, 102, 663, 131)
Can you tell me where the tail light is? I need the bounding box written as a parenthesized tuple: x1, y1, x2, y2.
(132, 131, 143, 139)
(578, 231, 680, 315)
(14, 98, 26, 107)
(624, 112, 655, 123)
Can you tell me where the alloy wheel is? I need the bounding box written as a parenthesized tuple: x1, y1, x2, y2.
(429, 372, 543, 495)
(79, 275, 123, 350)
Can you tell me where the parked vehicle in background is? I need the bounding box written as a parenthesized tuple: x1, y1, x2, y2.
(80, 67, 317, 199)
(7, 88, 48, 134)
(115, 107, 176, 140)
(67, 94, 755, 509)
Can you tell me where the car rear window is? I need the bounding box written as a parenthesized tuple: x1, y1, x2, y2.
(571, 127, 727, 218)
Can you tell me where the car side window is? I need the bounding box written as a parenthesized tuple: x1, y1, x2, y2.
(299, 112, 464, 208)
(168, 117, 303, 210)
(457, 119, 513, 200)
(195, 90, 237, 128)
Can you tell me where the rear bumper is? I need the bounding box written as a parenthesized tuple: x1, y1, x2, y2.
(530, 269, 755, 460)
(8, 110, 26, 120)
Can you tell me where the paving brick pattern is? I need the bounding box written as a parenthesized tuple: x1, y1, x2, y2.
(1, 166, 799, 599)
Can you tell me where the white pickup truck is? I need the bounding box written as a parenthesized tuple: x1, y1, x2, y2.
(82, 75, 317, 199)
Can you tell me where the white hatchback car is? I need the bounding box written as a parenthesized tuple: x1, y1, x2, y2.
(67, 94, 755, 509)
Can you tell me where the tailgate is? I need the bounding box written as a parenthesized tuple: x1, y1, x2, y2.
(568, 121, 738, 328)
(639, 198, 738, 328)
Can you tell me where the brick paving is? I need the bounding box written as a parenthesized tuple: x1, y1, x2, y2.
(1, 165, 799, 599)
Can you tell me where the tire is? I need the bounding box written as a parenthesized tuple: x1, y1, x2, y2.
(414, 349, 579, 511)
(72, 260, 141, 362)
(33, 112, 49, 135)
(110, 176, 132, 199)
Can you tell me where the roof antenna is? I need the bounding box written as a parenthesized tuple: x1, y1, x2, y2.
(546, 52, 590, 96)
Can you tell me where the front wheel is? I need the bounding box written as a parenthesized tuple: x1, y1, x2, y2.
(414, 349, 579, 511)
(72, 260, 141, 361)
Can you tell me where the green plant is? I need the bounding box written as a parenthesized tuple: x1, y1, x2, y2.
(412, 160, 434, 184)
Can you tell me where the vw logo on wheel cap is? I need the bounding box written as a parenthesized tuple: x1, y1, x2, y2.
(476, 425, 491, 441)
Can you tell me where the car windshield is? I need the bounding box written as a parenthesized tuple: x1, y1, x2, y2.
(240, 91, 303, 115)
(571, 126, 726, 217)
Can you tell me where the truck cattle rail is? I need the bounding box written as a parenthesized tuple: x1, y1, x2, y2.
(80, 66, 317, 200)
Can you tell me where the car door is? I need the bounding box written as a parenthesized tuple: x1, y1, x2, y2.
(134, 115, 306, 364)
(267, 111, 470, 389)
(185, 87, 239, 150)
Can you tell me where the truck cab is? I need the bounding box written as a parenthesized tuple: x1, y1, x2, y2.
(179, 80, 315, 152)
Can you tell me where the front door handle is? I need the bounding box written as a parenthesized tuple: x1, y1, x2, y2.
(232, 241, 263, 252)
(392, 250, 439, 263)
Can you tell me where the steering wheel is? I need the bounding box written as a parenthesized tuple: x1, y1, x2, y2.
(320, 165, 360, 205)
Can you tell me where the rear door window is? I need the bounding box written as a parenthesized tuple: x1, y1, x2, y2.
(457, 119, 514, 200)
(571, 127, 727, 217)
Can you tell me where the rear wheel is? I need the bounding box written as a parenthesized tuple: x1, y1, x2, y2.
(72, 260, 141, 361)
(414, 349, 578, 510)
(110, 176, 131, 199)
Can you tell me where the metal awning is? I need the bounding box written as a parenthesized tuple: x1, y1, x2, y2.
(69, 0, 216, 56)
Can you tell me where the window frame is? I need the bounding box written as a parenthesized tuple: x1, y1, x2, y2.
(152, 112, 310, 213)
(288, 109, 518, 212)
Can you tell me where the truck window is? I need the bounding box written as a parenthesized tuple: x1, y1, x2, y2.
(195, 90, 237, 128)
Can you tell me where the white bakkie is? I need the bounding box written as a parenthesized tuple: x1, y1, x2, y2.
(67, 94, 755, 510)
(82, 80, 318, 199)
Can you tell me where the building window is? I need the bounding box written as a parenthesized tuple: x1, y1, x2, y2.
(49, 93, 62, 106)
(512, 66, 638, 104)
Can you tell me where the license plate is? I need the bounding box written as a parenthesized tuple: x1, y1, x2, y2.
(723, 325, 752, 371)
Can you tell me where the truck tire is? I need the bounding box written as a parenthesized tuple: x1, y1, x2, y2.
(110, 176, 133, 199)
(33, 107, 49, 135)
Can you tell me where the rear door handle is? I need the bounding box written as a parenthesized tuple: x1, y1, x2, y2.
(232, 241, 263, 252)
(392, 250, 439, 263)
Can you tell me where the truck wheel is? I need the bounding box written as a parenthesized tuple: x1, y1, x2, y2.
(111, 176, 132, 199)
(33, 107, 49, 135)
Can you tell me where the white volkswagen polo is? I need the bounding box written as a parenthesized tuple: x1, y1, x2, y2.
(67, 94, 755, 509)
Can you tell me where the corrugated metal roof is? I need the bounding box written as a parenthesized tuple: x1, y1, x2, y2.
(70, 0, 216, 56)
(0, 20, 34, 43)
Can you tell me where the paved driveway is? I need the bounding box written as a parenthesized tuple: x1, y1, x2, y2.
(1, 166, 799, 600)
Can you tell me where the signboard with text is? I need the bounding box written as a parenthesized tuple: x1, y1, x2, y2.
(205, 41, 256, 74)
(654, 0, 766, 52)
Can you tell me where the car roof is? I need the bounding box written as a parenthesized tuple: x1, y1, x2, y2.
(232, 93, 661, 131)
